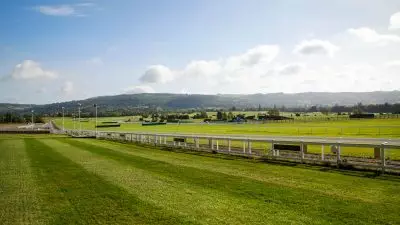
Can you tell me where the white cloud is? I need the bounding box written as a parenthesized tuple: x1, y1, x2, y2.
(183, 60, 221, 78)
(131, 41, 398, 94)
(35, 5, 75, 16)
(225, 45, 280, 69)
(87, 57, 103, 65)
(385, 60, 400, 67)
(389, 12, 400, 30)
(11, 60, 57, 80)
(261, 63, 306, 77)
(139, 65, 174, 83)
(34, 3, 96, 17)
(75, 3, 96, 7)
(139, 45, 280, 86)
(62, 81, 74, 95)
(124, 85, 155, 94)
(277, 63, 305, 75)
(293, 39, 339, 57)
(348, 27, 400, 45)
(36, 87, 47, 94)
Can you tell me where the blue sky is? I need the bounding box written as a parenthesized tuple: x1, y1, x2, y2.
(1, 0, 400, 104)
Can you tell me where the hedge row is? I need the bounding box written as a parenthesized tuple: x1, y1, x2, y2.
(95, 124, 121, 128)
(142, 122, 167, 126)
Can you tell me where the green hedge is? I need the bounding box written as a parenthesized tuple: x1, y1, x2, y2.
(95, 124, 121, 128)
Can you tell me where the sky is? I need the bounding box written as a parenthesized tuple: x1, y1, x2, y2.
(0, 0, 400, 104)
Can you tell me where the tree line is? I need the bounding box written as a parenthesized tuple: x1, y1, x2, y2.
(0, 112, 44, 123)
(3, 102, 399, 120)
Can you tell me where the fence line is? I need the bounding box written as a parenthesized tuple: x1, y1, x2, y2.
(59, 127, 400, 174)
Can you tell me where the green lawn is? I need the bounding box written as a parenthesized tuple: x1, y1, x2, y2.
(52, 117, 400, 159)
(1, 135, 400, 224)
(53, 117, 400, 138)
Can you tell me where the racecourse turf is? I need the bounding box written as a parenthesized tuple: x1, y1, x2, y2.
(53, 117, 400, 138)
(1, 135, 400, 224)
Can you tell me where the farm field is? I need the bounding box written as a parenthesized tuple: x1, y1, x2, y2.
(53, 117, 400, 138)
(1, 135, 400, 224)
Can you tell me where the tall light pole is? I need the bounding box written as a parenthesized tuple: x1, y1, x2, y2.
(73, 113, 76, 130)
(31, 110, 34, 130)
(62, 107, 65, 131)
(94, 104, 98, 135)
(78, 103, 82, 133)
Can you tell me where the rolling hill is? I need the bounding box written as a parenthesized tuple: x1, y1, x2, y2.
(1, 91, 399, 114)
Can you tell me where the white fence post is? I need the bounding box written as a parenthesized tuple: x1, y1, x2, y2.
(271, 140, 275, 156)
(243, 141, 246, 154)
(228, 139, 231, 153)
(248, 140, 252, 154)
(300, 141, 305, 162)
(321, 144, 325, 160)
(337, 142, 341, 165)
(196, 137, 199, 149)
(216, 139, 219, 150)
(381, 143, 386, 173)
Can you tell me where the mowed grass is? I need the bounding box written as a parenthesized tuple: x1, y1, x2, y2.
(53, 117, 400, 138)
(1, 135, 400, 224)
(53, 117, 400, 160)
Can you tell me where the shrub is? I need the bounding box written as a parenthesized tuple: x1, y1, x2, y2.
(349, 114, 375, 119)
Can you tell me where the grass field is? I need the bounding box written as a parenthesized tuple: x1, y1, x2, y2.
(53, 117, 400, 138)
(1, 134, 400, 224)
(52, 117, 400, 160)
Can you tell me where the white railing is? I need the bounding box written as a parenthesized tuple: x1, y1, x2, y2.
(59, 129, 400, 173)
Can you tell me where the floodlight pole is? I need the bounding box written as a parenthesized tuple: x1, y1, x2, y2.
(94, 104, 98, 135)
(62, 107, 65, 131)
(78, 103, 82, 133)
(73, 114, 76, 130)
(31, 110, 34, 130)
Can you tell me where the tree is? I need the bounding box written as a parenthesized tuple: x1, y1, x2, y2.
(258, 104, 262, 111)
(216, 111, 223, 120)
(352, 108, 363, 114)
(353, 103, 364, 114)
(268, 108, 280, 116)
(308, 106, 317, 112)
(227, 112, 234, 121)
(222, 112, 228, 120)
(320, 107, 330, 115)
(200, 111, 208, 118)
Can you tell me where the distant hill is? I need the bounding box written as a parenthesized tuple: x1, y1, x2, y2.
(1, 91, 399, 114)
(0, 103, 33, 112)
